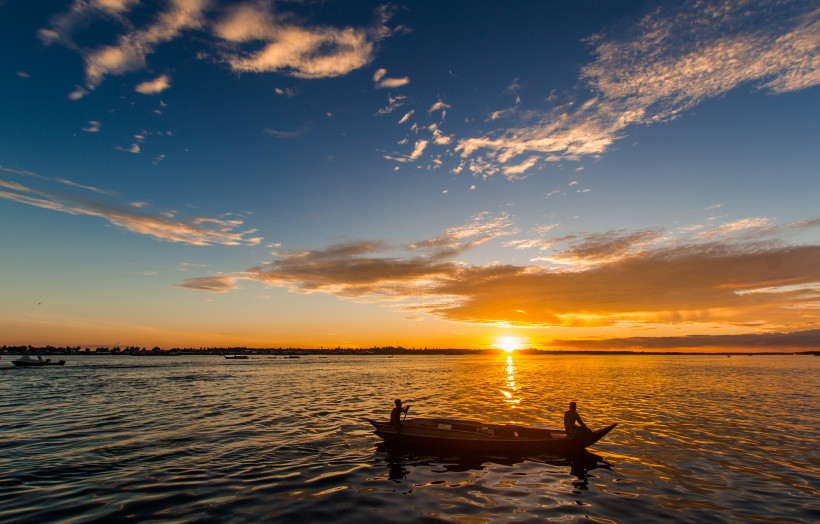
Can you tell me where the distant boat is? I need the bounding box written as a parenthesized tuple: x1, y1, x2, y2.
(224, 355, 249, 360)
(12, 355, 65, 367)
(367, 417, 616, 455)
(286, 355, 301, 359)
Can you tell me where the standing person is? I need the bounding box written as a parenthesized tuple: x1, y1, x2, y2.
(390, 399, 410, 429)
(564, 401, 591, 438)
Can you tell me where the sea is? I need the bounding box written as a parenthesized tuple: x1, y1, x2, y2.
(1, 353, 817, 523)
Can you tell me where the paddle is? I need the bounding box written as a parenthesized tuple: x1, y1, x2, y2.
(399, 405, 410, 433)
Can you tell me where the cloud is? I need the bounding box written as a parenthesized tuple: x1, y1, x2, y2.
(0, 170, 262, 246)
(215, 3, 393, 79)
(38, 0, 141, 47)
(83, 120, 101, 133)
(373, 66, 410, 88)
(376, 94, 407, 115)
(116, 143, 141, 153)
(456, 0, 820, 173)
(377, 77, 410, 89)
(696, 217, 773, 239)
(398, 110, 414, 124)
(178, 214, 820, 338)
(178, 212, 516, 295)
(372, 68, 387, 82)
(409, 140, 428, 160)
(135, 74, 171, 94)
(551, 329, 820, 351)
(27, 1, 395, 95)
(385, 139, 429, 163)
(264, 123, 311, 138)
(502, 156, 540, 179)
(275, 87, 297, 97)
(68, 85, 88, 100)
(531, 228, 668, 267)
(428, 101, 451, 115)
(84, 0, 207, 90)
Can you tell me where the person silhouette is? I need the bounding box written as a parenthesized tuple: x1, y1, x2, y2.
(564, 401, 591, 438)
(390, 398, 410, 429)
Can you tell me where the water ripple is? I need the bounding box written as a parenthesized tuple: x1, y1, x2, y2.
(1, 354, 818, 523)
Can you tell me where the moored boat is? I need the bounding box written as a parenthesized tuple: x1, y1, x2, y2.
(367, 417, 616, 455)
(224, 355, 249, 359)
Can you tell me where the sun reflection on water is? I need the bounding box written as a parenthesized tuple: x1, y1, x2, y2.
(501, 354, 521, 407)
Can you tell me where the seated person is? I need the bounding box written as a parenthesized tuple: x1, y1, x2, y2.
(564, 401, 591, 438)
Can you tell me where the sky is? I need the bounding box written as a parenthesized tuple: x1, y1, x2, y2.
(1, 0, 818, 351)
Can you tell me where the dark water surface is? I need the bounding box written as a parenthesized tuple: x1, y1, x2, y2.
(1, 354, 818, 523)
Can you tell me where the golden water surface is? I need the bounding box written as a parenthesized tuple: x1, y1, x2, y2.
(1, 353, 817, 522)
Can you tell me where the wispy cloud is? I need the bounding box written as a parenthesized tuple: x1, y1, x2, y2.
(372, 67, 410, 88)
(82, 120, 101, 133)
(40, 0, 392, 94)
(274, 87, 297, 97)
(428, 101, 450, 116)
(695, 217, 773, 239)
(0, 169, 261, 246)
(384, 139, 428, 163)
(135, 74, 171, 94)
(215, 3, 393, 79)
(38, 0, 140, 47)
(398, 110, 414, 124)
(178, 212, 515, 294)
(455, 0, 820, 175)
(264, 123, 311, 139)
(179, 214, 820, 335)
(41, 0, 208, 93)
(376, 94, 408, 116)
(116, 143, 141, 154)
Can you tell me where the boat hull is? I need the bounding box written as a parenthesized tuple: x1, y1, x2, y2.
(368, 417, 616, 455)
(12, 360, 65, 367)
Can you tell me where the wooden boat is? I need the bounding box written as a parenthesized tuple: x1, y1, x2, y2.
(12, 357, 66, 367)
(224, 355, 249, 359)
(367, 417, 616, 455)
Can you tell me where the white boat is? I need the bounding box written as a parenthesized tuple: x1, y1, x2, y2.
(12, 355, 66, 367)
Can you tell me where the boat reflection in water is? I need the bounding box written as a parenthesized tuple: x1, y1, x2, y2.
(376, 442, 612, 486)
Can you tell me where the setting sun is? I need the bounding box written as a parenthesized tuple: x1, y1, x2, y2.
(497, 336, 521, 353)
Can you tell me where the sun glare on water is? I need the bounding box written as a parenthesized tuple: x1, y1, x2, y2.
(497, 336, 521, 353)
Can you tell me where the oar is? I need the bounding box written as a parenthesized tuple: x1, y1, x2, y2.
(399, 405, 410, 433)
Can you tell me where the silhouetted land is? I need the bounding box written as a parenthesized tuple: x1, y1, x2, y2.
(1, 345, 818, 357)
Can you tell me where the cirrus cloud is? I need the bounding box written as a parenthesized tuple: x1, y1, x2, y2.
(0, 169, 261, 246)
(455, 0, 820, 176)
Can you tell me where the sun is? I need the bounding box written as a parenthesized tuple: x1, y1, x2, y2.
(497, 336, 520, 353)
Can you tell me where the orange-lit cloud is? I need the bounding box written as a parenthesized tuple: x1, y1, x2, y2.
(373, 68, 410, 89)
(80, 0, 207, 91)
(215, 3, 393, 79)
(39, 0, 394, 94)
(179, 214, 820, 335)
(135, 74, 171, 94)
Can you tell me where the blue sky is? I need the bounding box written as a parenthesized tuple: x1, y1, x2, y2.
(1, 0, 818, 350)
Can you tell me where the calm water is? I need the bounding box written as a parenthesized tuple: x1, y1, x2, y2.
(1, 354, 818, 523)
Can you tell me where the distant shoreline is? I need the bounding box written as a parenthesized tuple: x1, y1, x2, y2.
(1, 346, 818, 357)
